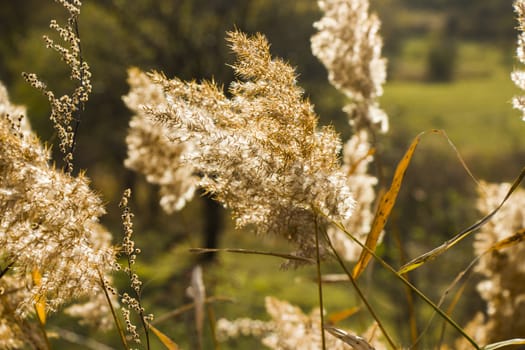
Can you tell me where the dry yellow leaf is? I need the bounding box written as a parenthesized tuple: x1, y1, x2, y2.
(32, 269, 46, 325)
(352, 132, 423, 279)
(148, 322, 180, 350)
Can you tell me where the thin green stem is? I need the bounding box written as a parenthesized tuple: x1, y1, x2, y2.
(322, 228, 397, 349)
(314, 216, 326, 350)
(152, 296, 234, 325)
(393, 227, 419, 349)
(98, 271, 129, 350)
(69, 17, 84, 164)
(321, 212, 480, 349)
(207, 304, 221, 350)
(190, 248, 315, 264)
(126, 256, 151, 350)
(316, 208, 478, 350)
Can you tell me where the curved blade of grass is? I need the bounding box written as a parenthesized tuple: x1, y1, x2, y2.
(353, 129, 475, 279)
(322, 227, 397, 349)
(317, 210, 480, 349)
(98, 270, 129, 349)
(487, 228, 525, 252)
(399, 166, 525, 274)
(393, 227, 419, 349)
(353, 132, 424, 279)
(434, 129, 481, 187)
(189, 248, 315, 264)
(482, 339, 525, 350)
(428, 228, 525, 349)
(147, 322, 180, 350)
(152, 296, 234, 326)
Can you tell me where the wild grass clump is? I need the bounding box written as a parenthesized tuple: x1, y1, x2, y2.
(1, 0, 525, 349)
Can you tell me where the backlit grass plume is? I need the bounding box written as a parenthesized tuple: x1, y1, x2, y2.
(457, 182, 525, 347)
(22, 0, 91, 174)
(327, 129, 378, 261)
(124, 68, 198, 213)
(512, 0, 525, 120)
(312, 0, 387, 261)
(0, 82, 115, 346)
(127, 31, 355, 262)
(217, 296, 385, 349)
(311, 0, 387, 132)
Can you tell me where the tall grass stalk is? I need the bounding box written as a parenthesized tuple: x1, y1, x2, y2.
(34, 309, 51, 350)
(314, 215, 327, 350)
(119, 189, 151, 349)
(321, 226, 397, 349)
(98, 270, 129, 350)
(393, 228, 419, 349)
(207, 303, 221, 350)
(323, 212, 481, 349)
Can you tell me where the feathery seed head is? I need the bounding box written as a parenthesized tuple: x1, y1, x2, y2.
(0, 81, 115, 323)
(126, 31, 355, 263)
(469, 181, 525, 343)
(123, 68, 198, 213)
(512, 0, 525, 120)
(311, 0, 387, 132)
(217, 296, 386, 349)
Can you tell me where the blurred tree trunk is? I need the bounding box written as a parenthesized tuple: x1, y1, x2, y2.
(201, 195, 223, 262)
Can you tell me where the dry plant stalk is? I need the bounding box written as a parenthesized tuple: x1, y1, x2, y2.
(22, 0, 91, 174)
(0, 81, 115, 348)
(0, 1, 118, 348)
(118, 189, 154, 348)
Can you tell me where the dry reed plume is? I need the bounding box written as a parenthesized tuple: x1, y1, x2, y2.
(125, 31, 355, 264)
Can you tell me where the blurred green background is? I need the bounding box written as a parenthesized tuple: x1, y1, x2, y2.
(1, 0, 524, 348)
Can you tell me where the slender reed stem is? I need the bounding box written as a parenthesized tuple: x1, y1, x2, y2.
(68, 18, 85, 167)
(322, 228, 397, 349)
(152, 296, 234, 325)
(98, 271, 129, 350)
(34, 306, 51, 350)
(314, 215, 326, 350)
(207, 304, 221, 350)
(190, 248, 314, 264)
(324, 214, 480, 349)
(125, 256, 151, 349)
(393, 227, 419, 349)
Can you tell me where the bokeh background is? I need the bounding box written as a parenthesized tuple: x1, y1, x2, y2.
(1, 0, 524, 348)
